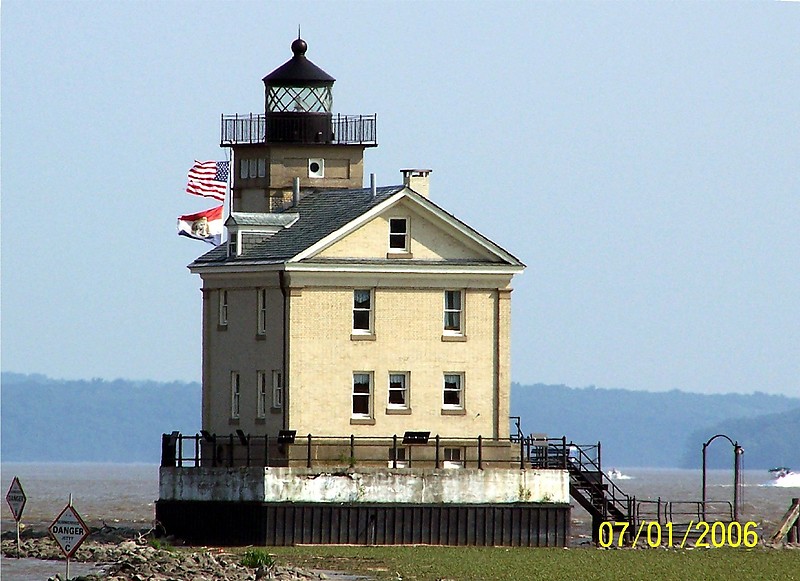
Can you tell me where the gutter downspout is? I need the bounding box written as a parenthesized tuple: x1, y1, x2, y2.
(493, 289, 500, 440)
(279, 270, 289, 431)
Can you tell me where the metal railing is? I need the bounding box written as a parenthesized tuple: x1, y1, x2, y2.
(562, 440, 631, 521)
(220, 113, 377, 146)
(162, 431, 560, 471)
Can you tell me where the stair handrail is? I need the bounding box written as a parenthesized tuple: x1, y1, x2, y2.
(567, 441, 631, 518)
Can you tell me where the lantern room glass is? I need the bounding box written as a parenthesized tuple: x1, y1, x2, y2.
(268, 85, 333, 113)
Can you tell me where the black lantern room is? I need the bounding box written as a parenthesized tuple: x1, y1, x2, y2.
(262, 38, 336, 144)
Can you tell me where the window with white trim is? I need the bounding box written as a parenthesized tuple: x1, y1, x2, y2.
(444, 290, 463, 334)
(239, 158, 267, 179)
(272, 370, 283, 409)
(388, 446, 408, 468)
(443, 373, 464, 409)
(219, 290, 229, 326)
(443, 447, 464, 469)
(257, 370, 267, 418)
(352, 289, 373, 334)
(388, 218, 409, 252)
(388, 372, 409, 409)
(230, 371, 240, 419)
(352, 372, 373, 418)
(257, 288, 267, 335)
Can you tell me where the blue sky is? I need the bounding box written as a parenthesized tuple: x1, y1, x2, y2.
(2, 2, 798, 396)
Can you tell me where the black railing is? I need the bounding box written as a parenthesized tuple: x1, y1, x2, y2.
(161, 431, 571, 471)
(563, 440, 631, 521)
(220, 113, 377, 146)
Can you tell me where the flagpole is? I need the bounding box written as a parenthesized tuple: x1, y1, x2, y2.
(227, 151, 233, 242)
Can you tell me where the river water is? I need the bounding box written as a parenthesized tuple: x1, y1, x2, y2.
(1, 463, 798, 579)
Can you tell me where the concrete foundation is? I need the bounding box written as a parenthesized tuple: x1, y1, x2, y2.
(159, 466, 569, 504)
(157, 466, 571, 547)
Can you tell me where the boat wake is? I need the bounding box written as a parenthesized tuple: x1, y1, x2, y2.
(607, 469, 633, 481)
(766, 472, 800, 488)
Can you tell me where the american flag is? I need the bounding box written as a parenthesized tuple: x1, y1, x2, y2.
(186, 160, 229, 200)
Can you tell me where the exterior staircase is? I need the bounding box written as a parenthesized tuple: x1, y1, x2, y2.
(523, 433, 634, 544)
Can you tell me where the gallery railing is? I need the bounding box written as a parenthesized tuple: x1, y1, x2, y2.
(220, 113, 377, 146)
(160, 431, 572, 471)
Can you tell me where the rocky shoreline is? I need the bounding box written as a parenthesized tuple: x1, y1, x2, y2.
(1, 526, 355, 580)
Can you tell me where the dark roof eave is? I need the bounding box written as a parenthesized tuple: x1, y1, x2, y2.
(263, 56, 335, 85)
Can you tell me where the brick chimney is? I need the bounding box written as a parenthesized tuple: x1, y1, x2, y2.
(401, 169, 432, 198)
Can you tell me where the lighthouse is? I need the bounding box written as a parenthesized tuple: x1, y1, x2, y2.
(221, 37, 377, 214)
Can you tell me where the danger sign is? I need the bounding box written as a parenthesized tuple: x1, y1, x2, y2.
(5, 476, 26, 522)
(49, 503, 90, 559)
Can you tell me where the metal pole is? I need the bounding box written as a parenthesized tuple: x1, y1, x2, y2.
(15, 521, 20, 558)
(597, 441, 602, 471)
(734, 443, 743, 522)
(66, 494, 72, 581)
(701, 443, 707, 521)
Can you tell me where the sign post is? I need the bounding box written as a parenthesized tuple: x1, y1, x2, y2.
(49, 495, 90, 580)
(5, 476, 27, 557)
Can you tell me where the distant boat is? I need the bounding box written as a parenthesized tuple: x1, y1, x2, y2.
(766, 467, 800, 488)
(769, 466, 792, 479)
(607, 468, 632, 480)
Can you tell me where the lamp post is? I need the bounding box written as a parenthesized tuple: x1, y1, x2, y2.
(701, 434, 743, 522)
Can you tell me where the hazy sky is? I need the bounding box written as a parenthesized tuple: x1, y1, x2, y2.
(2, 2, 798, 396)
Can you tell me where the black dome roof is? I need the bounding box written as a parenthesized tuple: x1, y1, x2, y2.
(263, 38, 335, 86)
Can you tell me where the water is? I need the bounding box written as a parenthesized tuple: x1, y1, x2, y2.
(1, 463, 798, 579)
(1, 463, 158, 530)
(571, 467, 800, 542)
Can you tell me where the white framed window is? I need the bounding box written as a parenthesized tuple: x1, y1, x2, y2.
(230, 371, 240, 419)
(272, 370, 283, 409)
(443, 373, 464, 409)
(388, 218, 409, 252)
(240, 158, 267, 179)
(352, 372, 373, 418)
(444, 290, 463, 334)
(219, 290, 229, 326)
(257, 288, 267, 335)
(388, 446, 408, 468)
(228, 234, 238, 257)
(257, 371, 267, 418)
(443, 447, 464, 469)
(352, 289, 373, 334)
(388, 372, 409, 409)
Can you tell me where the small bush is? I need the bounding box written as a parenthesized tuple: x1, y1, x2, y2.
(148, 537, 174, 552)
(241, 548, 275, 569)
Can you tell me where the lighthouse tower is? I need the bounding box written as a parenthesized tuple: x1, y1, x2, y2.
(221, 37, 377, 213)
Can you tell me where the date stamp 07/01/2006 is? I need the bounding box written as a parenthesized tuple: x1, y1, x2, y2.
(599, 521, 760, 548)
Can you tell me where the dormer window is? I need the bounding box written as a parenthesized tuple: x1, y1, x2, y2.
(228, 234, 239, 257)
(389, 218, 409, 253)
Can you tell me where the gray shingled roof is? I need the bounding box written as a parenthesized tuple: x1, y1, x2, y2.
(225, 212, 299, 227)
(191, 185, 403, 266)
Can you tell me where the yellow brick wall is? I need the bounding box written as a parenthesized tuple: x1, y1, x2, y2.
(317, 200, 500, 262)
(201, 273, 285, 435)
(287, 285, 510, 439)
